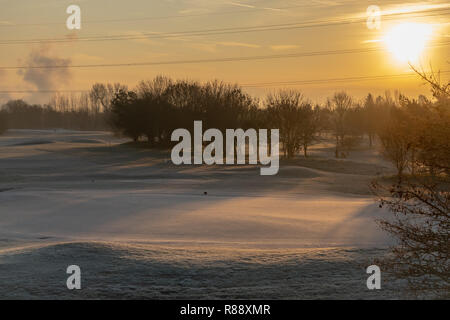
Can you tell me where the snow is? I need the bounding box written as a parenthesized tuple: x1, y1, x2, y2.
(0, 129, 406, 299)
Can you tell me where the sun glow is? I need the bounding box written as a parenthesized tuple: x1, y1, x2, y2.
(384, 23, 433, 63)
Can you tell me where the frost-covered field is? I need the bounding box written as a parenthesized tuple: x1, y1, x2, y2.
(0, 242, 408, 299)
(0, 130, 406, 299)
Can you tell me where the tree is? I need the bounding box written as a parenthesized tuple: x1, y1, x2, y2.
(373, 66, 450, 297)
(329, 92, 353, 158)
(297, 104, 320, 157)
(363, 94, 378, 147)
(266, 90, 304, 158)
(90, 83, 128, 131)
(0, 110, 7, 135)
(136, 76, 174, 145)
(378, 110, 412, 181)
(373, 178, 449, 298)
(110, 89, 145, 142)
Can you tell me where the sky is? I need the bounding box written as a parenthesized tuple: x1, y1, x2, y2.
(0, 0, 449, 104)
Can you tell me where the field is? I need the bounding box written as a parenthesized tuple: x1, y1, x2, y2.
(0, 129, 408, 299)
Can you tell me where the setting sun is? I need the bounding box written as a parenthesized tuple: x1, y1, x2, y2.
(384, 23, 433, 63)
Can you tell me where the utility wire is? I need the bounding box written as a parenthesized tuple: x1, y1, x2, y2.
(0, 2, 372, 28)
(0, 8, 449, 45)
(241, 71, 450, 87)
(1, 70, 448, 94)
(0, 41, 449, 70)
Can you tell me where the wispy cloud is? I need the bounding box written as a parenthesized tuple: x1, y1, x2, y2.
(270, 44, 300, 51)
(311, 0, 343, 6)
(188, 42, 218, 53)
(347, 2, 450, 19)
(227, 2, 255, 9)
(217, 41, 260, 48)
(381, 2, 450, 16)
(71, 53, 104, 63)
(186, 40, 260, 52)
(261, 7, 286, 12)
(178, 8, 211, 15)
(227, 1, 287, 12)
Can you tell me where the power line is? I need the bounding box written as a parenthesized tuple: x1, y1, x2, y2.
(241, 71, 450, 87)
(0, 41, 449, 70)
(0, 2, 362, 28)
(1, 8, 449, 45)
(0, 90, 88, 94)
(1, 70, 448, 94)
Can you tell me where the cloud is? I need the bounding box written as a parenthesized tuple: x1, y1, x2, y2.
(118, 31, 162, 45)
(71, 53, 104, 63)
(227, 1, 287, 12)
(227, 2, 255, 9)
(18, 45, 72, 90)
(270, 44, 300, 51)
(178, 8, 211, 15)
(311, 0, 343, 6)
(261, 7, 286, 12)
(187, 40, 261, 52)
(17, 45, 72, 103)
(216, 41, 260, 48)
(188, 42, 218, 53)
(345, 2, 450, 19)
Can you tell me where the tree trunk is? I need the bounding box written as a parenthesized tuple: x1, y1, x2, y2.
(335, 135, 339, 158)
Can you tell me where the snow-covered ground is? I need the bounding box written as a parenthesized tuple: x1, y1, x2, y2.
(0, 129, 407, 299)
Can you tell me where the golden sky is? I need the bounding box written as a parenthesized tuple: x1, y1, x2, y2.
(0, 0, 449, 104)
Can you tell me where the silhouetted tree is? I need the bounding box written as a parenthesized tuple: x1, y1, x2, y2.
(266, 90, 305, 158)
(363, 94, 377, 147)
(378, 110, 412, 181)
(297, 104, 321, 157)
(328, 91, 353, 158)
(373, 66, 450, 297)
(0, 110, 7, 135)
(110, 89, 145, 142)
(137, 76, 174, 145)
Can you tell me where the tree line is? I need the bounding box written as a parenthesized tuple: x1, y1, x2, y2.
(105, 76, 407, 159)
(0, 75, 447, 172)
(0, 83, 127, 132)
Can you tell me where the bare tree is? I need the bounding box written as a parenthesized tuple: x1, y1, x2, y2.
(363, 94, 377, 147)
(90, 83, 127, 112)
(266, 90, 304, 158)
(373, 65, 450, 298)
(373, 178, 449, 298)
(329, 91, 353, 158)
(297, 104, 320, 157)
(378, 115, 412, 181)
